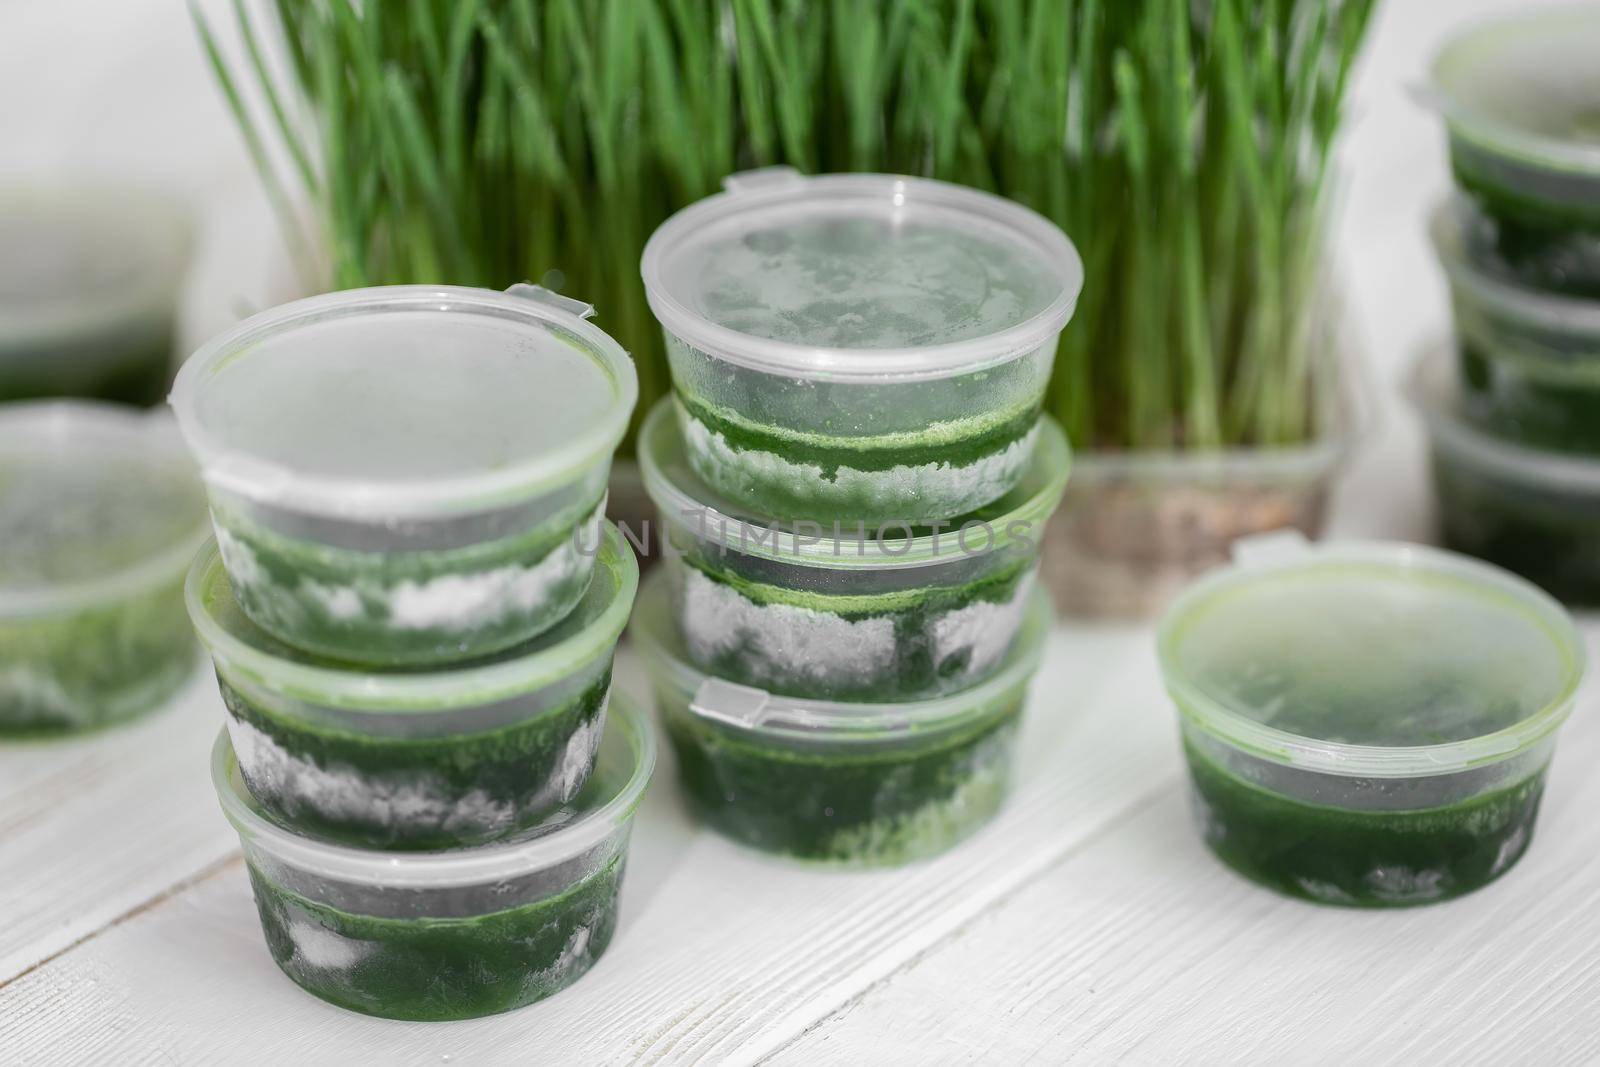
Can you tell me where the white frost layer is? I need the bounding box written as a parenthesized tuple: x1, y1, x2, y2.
(216, 503, 603, 635)
(678, 565, 896, 690)
(678, 564, 1033, 694)
(930, 569, 1035, 682)
(230, 715, 515, 839)
(682, 409, 1039, 519)
(228, 696, 605, 839)
(289, 918, 376, 971)
(550, 697, 609, 808)
(518, 923, 595, 1001)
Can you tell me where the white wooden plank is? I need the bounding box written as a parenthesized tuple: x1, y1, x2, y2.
(772, 626, 1600, 1067)
(0, 627, 1176, 1065)
(0, 668, 240, 982)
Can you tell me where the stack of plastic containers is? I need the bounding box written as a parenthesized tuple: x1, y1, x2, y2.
(170, 284, 652, 1020)
(1417, 8, 1600, 603)
(634, 168, 1083, 866)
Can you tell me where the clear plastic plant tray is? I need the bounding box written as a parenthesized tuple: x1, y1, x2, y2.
(211, 694, 654, 1021)
(1159, 530, 1585, 907)
(0, 402, 208, 735)
(641, 167, 1082, 524)
(187, 523, 638, 850)
(170, 284, 637, 666)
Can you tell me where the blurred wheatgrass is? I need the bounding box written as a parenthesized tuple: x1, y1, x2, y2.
(196, 0, 1374, 454)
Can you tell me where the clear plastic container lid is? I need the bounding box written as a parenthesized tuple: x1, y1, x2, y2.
(0, 183, 192, 348)
(1158, 531, 1586, 777)
(640, 168, 1083, 380)
(1429, 6, 1600, 176)
(1430, 199, 1600, 344)
(631, 567, 1052, 738)
(170, 285, 637, 519)
(0, 402, 208, 618)
(1409, 342, 1600, 495)
(185, 522, 638, 710)
(637, 399, 1070, 569)
(211, 693, 655, 888)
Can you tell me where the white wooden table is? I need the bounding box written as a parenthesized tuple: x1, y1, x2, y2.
(5, 1, 1598, 1063)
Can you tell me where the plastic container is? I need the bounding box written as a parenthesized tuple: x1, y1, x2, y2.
(1159, 531, 1586, 907)
(0, 402, 208, 735)
(638, 398, 1068, 701)
(212, 694, 654, 1021)
(1040, 337, 1363, 619)
(1412, 344, 1600, 604)
(1432, 199, 1600, 453)
(0, 184, 192, 406)
(187, 522, 638, 850)
(1428, 7, 1600, 298)
(640, 167, 1082, 524)
(170, 284, 637, 667)
(633, 567, 1051, 866)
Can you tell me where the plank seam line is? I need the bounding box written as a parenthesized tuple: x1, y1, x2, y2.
(0, 850, 243, 992)
(752, 773, 1183, 1066)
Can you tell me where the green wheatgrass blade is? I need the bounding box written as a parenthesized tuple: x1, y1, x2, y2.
(199, 1, 1373, 455)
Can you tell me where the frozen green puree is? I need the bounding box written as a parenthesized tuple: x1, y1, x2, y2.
(1439, 12, 1600, 298)
(1453, 141, 1600, 300)
(221, 667, 611, 850)
(661, 694, 1021, 865)
(248, 854, 623, 1021)
(1433, 448, 1600, 605)
(0, 329, 173, 407)
(1186, 740, 1546, 906)
(655, 199, 1065, 523)
(213, 492, 601, 667)
(1457, 340, 1600, 455)
(677, 548, 1033, 701)
(194, 529, 635, 849)
(0, 446, 202, 735)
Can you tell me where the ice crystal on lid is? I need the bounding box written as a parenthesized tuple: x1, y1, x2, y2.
(190, 310, 617, 482)
(689, 214, 1059, 349)
(0, 449, 200, 590)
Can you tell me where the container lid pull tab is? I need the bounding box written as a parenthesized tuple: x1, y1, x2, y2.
(505, 283, 595, 320)
(722, 166, 805, 196)
(1231, 528, 1312, 568)
(690, 677, 777, 729)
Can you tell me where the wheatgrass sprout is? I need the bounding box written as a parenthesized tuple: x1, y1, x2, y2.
(196, 0, 1375, 453)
